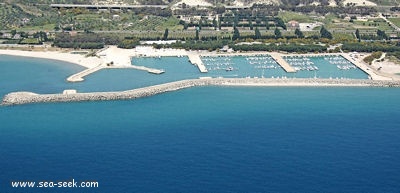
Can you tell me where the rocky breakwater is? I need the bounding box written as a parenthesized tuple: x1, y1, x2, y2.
(1, 79, 212, 106)
(2, 78, 400, 106)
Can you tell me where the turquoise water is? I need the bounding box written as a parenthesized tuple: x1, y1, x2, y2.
(8, 55, 366, 94)
(0, 55, 85, 95)
(1, 55, 400, 193)
(130, 55, 367, 83)
(284, 55, 368, 79)
(202, 55, 286, 78)
(199, 55, 367, 79)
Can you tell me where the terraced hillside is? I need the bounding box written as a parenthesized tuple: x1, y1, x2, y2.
(0, 3, 32, 30)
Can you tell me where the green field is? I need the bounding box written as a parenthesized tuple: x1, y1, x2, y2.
(369, 0, 399, 6)
(19, 38, 40, 44)
(278, 11, 314, 23)
(19, 24, 56, 31)
(388, 18, 400, 28)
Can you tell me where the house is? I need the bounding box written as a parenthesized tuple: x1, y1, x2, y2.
(287, 20, 300, 30)
(13, 34, 21, 39)
(21, 18, 30, 24)
(112, 14, 121, 20)
(2, 33, 12, 39)
(69, 31, 78, 37)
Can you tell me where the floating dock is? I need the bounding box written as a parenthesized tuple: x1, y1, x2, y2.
(270, 53, 297, 73)
(188, 54, 208, 73)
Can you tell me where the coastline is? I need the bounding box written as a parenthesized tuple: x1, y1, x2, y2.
(2, 47, 400, 106)
(2, 46, 399, 81)
(0, 49, 101, 69)
(3, 78, 400, 106)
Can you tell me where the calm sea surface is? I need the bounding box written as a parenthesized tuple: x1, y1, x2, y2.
(0, 55, 400, 193)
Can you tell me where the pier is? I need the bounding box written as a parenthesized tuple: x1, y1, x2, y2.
(110, 65, 165, 74)
(188, 54, 208, 73)
(3, 78, 400, 106)
(270, 53, 297, 73)
(340, 53, 391, 80)
(67, 63, 164, 82)
(67, 64, 105, 82)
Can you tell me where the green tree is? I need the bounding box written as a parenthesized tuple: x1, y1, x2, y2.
(11, 30, 17, 36)
(255, 27, 261, 39)
(320, 26, 333, 39)
(213, 18, 217, 30)
(234, 14, 239, 28)
(232, 27, 240, 41)
(199, 19, 203, 30)
(295, 28, 304, 38)
(195, 29, 199, 40)
(265, 20, 270, 30)
(377, 29, 388, 40)
(163, 28, 169, 40)
(184, 22, 188, 30)
(274, 28, 282, 39)
(355, 29, 361, 42)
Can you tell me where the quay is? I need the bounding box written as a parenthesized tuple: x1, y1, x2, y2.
(269, 53, 297, 73)
(67, 64, 105, 82)
(188, 54, 208, 73)
(110, 65, 165, 74)
(67, 63, 164, 83)
(340, 53, 391, 80)
(3, 78, 400, 106)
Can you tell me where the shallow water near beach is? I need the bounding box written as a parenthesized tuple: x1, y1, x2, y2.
(1, 56, 400, 193)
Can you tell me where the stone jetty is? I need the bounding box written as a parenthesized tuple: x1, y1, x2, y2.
(2, 78, 400, 106)
(270, 53, 297, 73)
(188, 54, 208, 73)
(67, 64, 105, 82)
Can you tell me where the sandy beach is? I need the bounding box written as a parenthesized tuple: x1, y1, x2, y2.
(0, 49, 102, 69)
(372, 60, 400, 75)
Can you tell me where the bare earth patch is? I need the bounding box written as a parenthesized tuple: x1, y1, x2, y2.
(372, 60, 400, 74)
(342, 0, 377, 6)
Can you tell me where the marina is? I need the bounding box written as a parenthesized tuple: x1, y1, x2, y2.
(196, 54, 369, 79)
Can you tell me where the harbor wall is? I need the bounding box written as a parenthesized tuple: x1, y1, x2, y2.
(2, 78, 400, 106)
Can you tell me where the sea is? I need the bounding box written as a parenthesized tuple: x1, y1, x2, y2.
(1, 55, 400, 193)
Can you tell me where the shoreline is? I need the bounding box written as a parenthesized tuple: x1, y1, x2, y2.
(3, 78, 400, 106)
(0, 49, 102, 69)
(2, 46, 399, 81)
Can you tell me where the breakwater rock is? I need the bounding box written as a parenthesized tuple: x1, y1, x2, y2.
(2, 78, 400, 106)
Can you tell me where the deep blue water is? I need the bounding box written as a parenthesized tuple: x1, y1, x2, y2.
(1, 55, 400, 193)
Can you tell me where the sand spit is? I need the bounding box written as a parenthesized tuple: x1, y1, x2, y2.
(3, 78, 400, 106)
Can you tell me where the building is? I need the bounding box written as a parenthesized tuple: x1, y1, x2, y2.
(2, 33, 12, 39)
(287, 20, 300, 30)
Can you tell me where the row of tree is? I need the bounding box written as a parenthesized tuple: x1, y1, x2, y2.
(355, 29, 389, 41)
(342, 42, 400, 52)
(229, 43, 327, 53)
(153, 40, 227, 51)
(53, 32, 141, 49)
